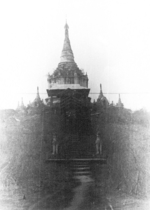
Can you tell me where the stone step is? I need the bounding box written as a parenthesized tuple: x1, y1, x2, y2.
(72, 167, 90, 171)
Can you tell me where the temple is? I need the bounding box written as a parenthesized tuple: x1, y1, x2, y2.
(16, 23, 126, 159)
(44, 23, 93, 158)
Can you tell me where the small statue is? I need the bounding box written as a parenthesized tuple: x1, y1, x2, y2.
(52, 133, 58, 155)
(95, 133, 102, 155)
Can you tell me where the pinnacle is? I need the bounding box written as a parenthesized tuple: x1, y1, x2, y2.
(60, 23, 74, 63)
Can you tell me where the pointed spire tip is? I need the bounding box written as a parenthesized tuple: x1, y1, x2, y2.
(64, 22, 69, 29)
(60, 22, 74, 63)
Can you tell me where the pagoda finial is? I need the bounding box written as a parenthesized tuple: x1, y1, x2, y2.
(60, 22, 74, 63)
(35, 86, 41, 102)
(100, 84, 103, 96)
(64, 21, 69, 30)
(64, 22, 69, 39)
(118, 94, 121, 103)
(65, 15, 67, 25)
(37, 86, 40, 98)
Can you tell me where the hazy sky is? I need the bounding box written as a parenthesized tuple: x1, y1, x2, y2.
(0, 0, 150, 111)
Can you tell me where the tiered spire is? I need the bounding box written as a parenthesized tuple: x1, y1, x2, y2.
(100, 84, 103, 97)
(34, 86, 42, 103)
(97, 83, 109, 107)
(116, 94, 124, 108)
(60, 22, 74, 63)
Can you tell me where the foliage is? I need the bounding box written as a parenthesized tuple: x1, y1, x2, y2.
(92, 103, 150, 196)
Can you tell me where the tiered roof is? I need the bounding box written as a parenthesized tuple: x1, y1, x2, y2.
(48, 62, 87, 81)
(47, 23, 89, 93)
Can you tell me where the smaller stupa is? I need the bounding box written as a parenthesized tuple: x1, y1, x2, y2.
(97, 84, 109, 107)
(116, 94, 124, 108)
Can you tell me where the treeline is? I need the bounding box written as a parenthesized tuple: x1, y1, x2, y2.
(91, 102, 150, 196)
(91, 102, 150, 126)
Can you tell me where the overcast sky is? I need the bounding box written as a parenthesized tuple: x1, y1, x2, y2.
(0, 0, 150, 111)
